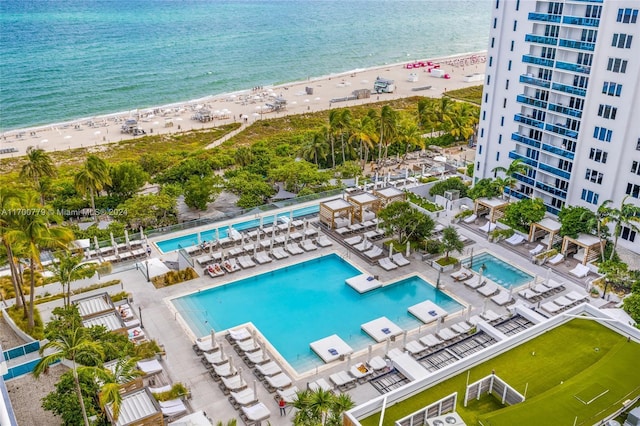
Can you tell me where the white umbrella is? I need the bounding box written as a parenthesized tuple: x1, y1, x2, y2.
(546, 267, 552, 285)
(228, 356, 234, 373)
(253, 380, 258, 399)
(385, 337, 391, 355)
(124, 230, 130, 246)
(482, 297, 489, 314)
(270, 239, 274, 252)
(346, 353, 352, 369)
(215, 228, 220, 243)
(139, 226, 144, 240)
(253, 244, 257, 257)
(94, 236, 100, 251)
(271, 224, 276, 239)
(530, 274, 538, 288)
(289, 209, 293, 221)
(260, 216, 264, 229)
(197, 232, 202, 245)
(389, 244, 394, 260)
(406, 241, 410, 257)
(220, 345, 226, 361)
(402, 330, 408, 347)
(367, 345, 372, 362)
(210, 329, 217, 348)
(111, 233, 118, 256)
(355, 176, 359, 187)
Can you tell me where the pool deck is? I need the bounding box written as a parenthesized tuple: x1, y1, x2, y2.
(28, 208, 600, 425)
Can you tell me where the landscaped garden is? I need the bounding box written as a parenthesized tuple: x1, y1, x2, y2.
(359, 319, 640, 426)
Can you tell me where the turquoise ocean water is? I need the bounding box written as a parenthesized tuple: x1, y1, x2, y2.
(0, 0, 491, 131)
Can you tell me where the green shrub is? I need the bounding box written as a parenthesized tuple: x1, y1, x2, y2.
(5, 304, 44, 340)
(153, 383, 189, 402)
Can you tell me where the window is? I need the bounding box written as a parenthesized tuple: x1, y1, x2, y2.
(612, 33, 633, 48)
(545, 25, 559, 38)
(516, 0, 520, 11)
(487, 75, 491, 85)
(478, 145, 482, 155)
(500, 116, 504, 126)
(541, 47, 556, 59)
(513, 20, 517, 31)
(558, 159, 572, 172)
(626, 183, 640, 199)
(485, 94, 488, 103)
(539, 68, 553, 81)
(477, 161, 480, 172)
(593, 126, 613, 142)
(489, 57, 493, 67)
(597, 105, 617, 120)
(481, 128, 484, 137)
(493, 18, 497, 29)
(577, 52, 592, 66)
(503, 98, 507, 108)
(581, 189, 599, 205)
(607, 58, 628, 73)
(602, 82, 622, 97)
(631, 161, 640, 175)
(498, 134, 502, 144)
(585, 168, 603, 184)
(505, 79, 510, 90)
(573, 75, 588, 88)
(548, 2, 563, 15)
(589, 148, 607, 163)
(482, 111, 486, 121)
(510, 40, 514, 52)
(617, 8, 638, 24)
(637, 138, 640, 151)
(491, 37, 495, 48)
(496, 152, 500, 161)
(495, 0, 499, 8)
(508, 60, 512, 70)
(586, 5, 602, 18)
(621, 226, 637, 243)
(581, 29, 597, 43)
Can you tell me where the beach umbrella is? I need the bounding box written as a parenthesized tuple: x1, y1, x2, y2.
(385, 337, 391, 355)
(139, 226, 144, 240)
(289, 209, 294, 221)
(110, 232, 116, 248)
(466, 306, 472, 322)
(402, 330, 408, 347)
(478, 264, 485, 285)
(271, 224, 276, 239)
(220, 345, 226, 361)
(210, 329, 217, 349)
(469, 248, 474, 269)
(405, 168, 409, 179)
(508, 286, 514, 302)
(530, 274, 538, 289)
(546, 267, 552, 285)
(270, 239, 274, 252)
(124, 230, 130, 246)
(367, 345, 372, 362)
(389, 244, 394, 260)
(346, 353, 351, 369)
(421, 164, 425, 176)
(253, 380, 258, 399)
(406, 241, 410, 257)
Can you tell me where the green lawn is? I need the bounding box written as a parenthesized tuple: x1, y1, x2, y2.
(359, 320, 640, 426)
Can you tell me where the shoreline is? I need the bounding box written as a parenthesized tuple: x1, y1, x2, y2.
(0, 50, 486, 155)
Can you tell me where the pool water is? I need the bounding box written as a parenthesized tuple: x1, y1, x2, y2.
(172, 254, 463, 373)
(463, 252, 533, 289)
(157, 205, 319, 253)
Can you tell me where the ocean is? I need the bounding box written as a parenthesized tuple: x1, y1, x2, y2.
(0, 0, 491, 132)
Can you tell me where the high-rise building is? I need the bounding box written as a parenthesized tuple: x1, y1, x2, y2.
(475, 0, 640, 254)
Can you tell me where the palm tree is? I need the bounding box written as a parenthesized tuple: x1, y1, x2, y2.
(432, 97, 455, 132)
(50, 252, 97, 308)
(582, 200, 613, 262)
(0, 188, 27, 309)
(396, 119, 423, 160)
(33, 326, 104, 426)
(604, 196, 640, 260)
(74, 155, 112, 223)
(300, 130, 330, 167)
(374, 105, 398, 167)
(292, 388, 354, 426)
(449, 103, 478, 142)
(329, 109, 352, 164)
(20, 146, 57, 205)
(348, 116, 377, 170)
(6, 192, 74, 328)
(491, 158, 530, 201)
(97, 357, 143, 422)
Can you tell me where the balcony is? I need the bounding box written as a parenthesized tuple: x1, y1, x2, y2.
(520, 75, 551, 89)
(514, 173, 535, 186)
(545, 123, 579, 139)
(509, 151, 539, 168)
(523, 54, 555, 67)
(570, 0, 603, 3)
(535, 181, 567, 199)
(556, 61, 591, 74)
(528, 12, 562, 23)
(542, 143, 575, 160)
(538, 163, 571, 179)
(551, 82, 586, 97)
(558, 39, 595, 51)
(548, 103, 582, 118)
(512, 132, 541, 149)
(515, 113, 545, 129)
(545, 205, 561, 215)
(562, 16, 600, 27)
(516, 94, 548, 109)
(525, 34, 558, 46)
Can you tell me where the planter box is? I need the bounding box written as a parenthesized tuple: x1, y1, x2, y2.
(432, 260, 459, 272)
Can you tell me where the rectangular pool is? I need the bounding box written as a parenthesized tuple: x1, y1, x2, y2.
(172, 254, 463, 373)
(462, 252, 533, 289)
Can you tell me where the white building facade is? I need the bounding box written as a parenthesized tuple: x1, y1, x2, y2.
(475, 0, 640, 253)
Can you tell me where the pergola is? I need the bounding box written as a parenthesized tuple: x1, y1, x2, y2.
(347, 192, 380, 222)
(374, 187, 406, 208)
(73, 292, 116, 319)
(561, 233, 603, 265)
(528, 217, 562, 249)
(474, 197, 510, 223)
(319, 198, 354, 229)
(105, 388, 163, 426)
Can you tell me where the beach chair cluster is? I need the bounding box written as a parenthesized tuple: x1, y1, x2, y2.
(85, 239, 146, 263)
(518, 279, 565, 301)
(138, 362, 190, 422)
(378, 252, 411, 270)
(539, 291, 589, 315)
(334, 217, 382, 237)
(344, 234, 386, 260)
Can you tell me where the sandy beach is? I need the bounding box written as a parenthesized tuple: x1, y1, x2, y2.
(0, 51, 486, 156)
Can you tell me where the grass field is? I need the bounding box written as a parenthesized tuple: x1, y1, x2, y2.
(359, 319, 640, 426)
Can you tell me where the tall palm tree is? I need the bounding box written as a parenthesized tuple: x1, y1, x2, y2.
(6, 192, 74, 328)
(33, 326, 104, 426)
(375, 105, 398, 167)
(50, 251, 97, 307)
(449, 103, 478, 142)
(0, 188, 26, 309)
(20, 146, 57, 205)
(396, 119, 423, 160)
(583, 200, 613, 262)
(330, 109, 352, 164)
(300, 130, 329, 167)
(605, 196, 640, 260)
(348, 116, 377, 170)
(74, 155, 112, 223)
(97, 357, 143, 422)
(491, 158, 530, 201)
(431, 97, 455, 132)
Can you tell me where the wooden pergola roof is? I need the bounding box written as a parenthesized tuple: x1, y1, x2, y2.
(474, 197, 510, 223)
(319, 198, 354, 229)
(347, 193, 380, 222)
(528, 217, 562, 249)
(373, 187, 406, 207)
(561, 233, 603, 265)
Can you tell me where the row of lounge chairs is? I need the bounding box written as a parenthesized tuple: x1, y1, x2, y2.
(334, 218, 381, 236)
(518, 279, 565, 301)
(343, 235, 386, 259)
(540, 291, 589, 315)
(378, 253, 411, 271)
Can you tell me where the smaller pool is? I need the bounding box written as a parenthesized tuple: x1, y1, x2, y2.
(157, 205, 319, 253)
(462, 252, 533, 289)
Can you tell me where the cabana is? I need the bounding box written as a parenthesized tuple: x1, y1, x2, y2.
(528, 217, 562, 249)
(373, 187, 406, 208)
(474, 197, 509, 223)
(73, 292, 116, 319)
(82, 312, 126, 334)
(561, 233, 603, 265)
(105, 388, 163, 426)
(347, 192, 380, 222)
(319, 198, 354, 229)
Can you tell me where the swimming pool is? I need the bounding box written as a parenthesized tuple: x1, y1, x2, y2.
(172, 254, 463, 373)
(462, 252, 533, 289)
(157, 205, 319, 253)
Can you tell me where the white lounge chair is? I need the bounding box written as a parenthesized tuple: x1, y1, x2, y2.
(222, 258, 240, 273)
(436, 327, 459, 341)
(206, 263, 225, 278)
(467, 315, 482, 326)
(479, 221, 497, 233)
(419, 333, 444, 348)
(238, 255, 256, 268)
(477, 281, 499, 297)
(463, 213, 477, 224)
(330, 371, 356, 391)
(464, 275, 484, 289)
(228, 327, 252, 342)
(203, 350, 226, 366)
(265, 372, 292, 391)
(316, 235, 333, 247)
(547, 253, 564, 265)
(541, 301, 563, 314)
(285, 243, 304, 255)
(451, 268, 473, 281)
(491, 289, 513, 306)
(354, 239, 373, 252)
(451, 322, 472, 334)
(300, 240, 318, 251)
(553, 296, 573, 307)
(277, 385, 300, 403)
(309, 378, 333, 392)
(236, 338, 260, 353)
(349, 362, 373, 382)
(271, 247, 288, 260)
(254, 252, 272, 264)
(378, 258, 398, 271)
(364, 246, 384, 259)
(255, 361, 282, 377)
(569, 263, 590, 278)
(160, 398, 187, 417)
(240, 402, 271, 424)
(505, 234, 525, 245)
(344, 235, 362, 245)
(545, 279, 565, 292)
(367, 356, 387, 372)
(404, 340, 427, 356)
(518, 288, 540, 300)
(392, 253, 411, 267)
(565, 290, 587, 302)
(529, 244, 545, 255)
(480, 309, 502, 322)
(230, 388, 257, 408)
